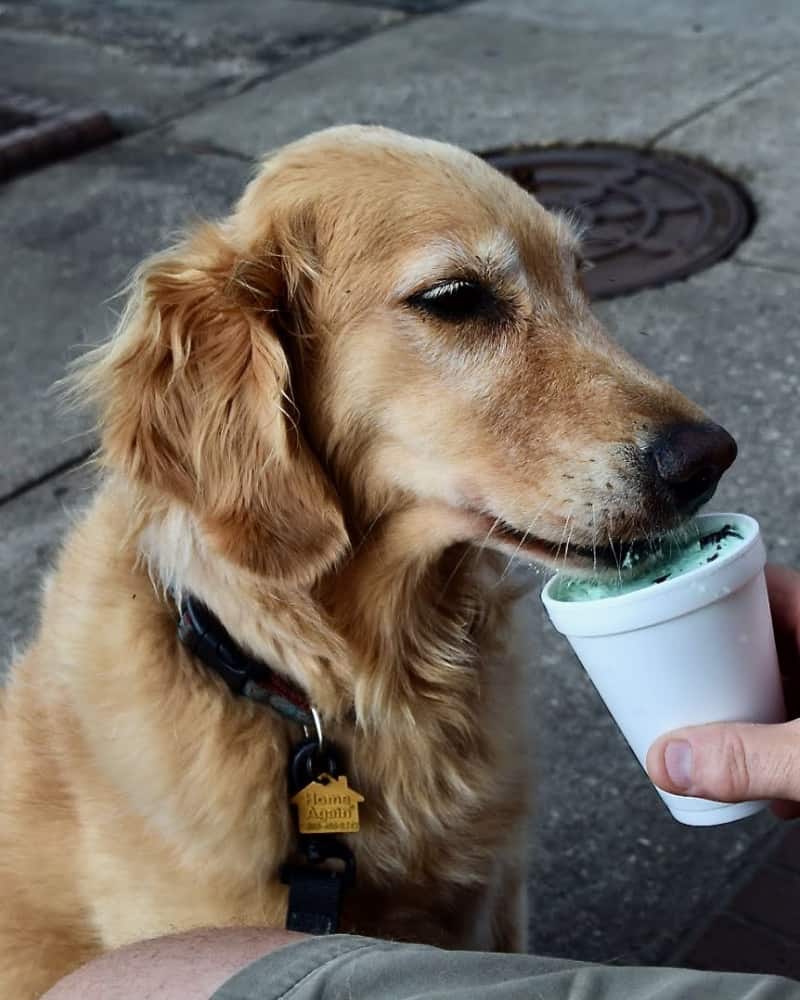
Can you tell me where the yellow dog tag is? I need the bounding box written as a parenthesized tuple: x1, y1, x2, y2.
(291, 773, 364, 835)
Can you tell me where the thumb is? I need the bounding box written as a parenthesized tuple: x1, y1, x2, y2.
(646, 720, 800, 803)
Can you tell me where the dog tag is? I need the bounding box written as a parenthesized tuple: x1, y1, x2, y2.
(291, 773, 364, 835)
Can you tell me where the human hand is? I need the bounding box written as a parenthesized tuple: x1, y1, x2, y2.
(646, 564, 800, 818)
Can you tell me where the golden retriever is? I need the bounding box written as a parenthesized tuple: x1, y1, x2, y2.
(0, 125, 736, 998)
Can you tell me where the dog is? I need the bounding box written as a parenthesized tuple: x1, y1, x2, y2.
(0, 125, 736, 997)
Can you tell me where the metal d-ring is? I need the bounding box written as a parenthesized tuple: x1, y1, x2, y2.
(303, 706, 324, 751)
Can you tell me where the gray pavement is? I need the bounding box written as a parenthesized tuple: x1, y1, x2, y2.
(472, 0, 800, 39)
(2, 0, 800, 970)
(171, 14, 795, 153)
(0, 138, 249, 498)
(0, 1, 402, 130)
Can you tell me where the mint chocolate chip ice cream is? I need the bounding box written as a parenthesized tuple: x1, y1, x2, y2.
(552, 524, 745, 603)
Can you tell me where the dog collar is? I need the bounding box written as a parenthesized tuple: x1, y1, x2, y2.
(177, 594, 315, 727)
(177, 593, 358, 937)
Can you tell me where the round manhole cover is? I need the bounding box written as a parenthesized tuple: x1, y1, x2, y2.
(484, 144, 754, 300)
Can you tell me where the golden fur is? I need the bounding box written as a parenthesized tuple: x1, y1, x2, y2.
(0, 126, 711, 998)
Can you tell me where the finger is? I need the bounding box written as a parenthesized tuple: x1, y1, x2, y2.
(646, 720, 800, 803)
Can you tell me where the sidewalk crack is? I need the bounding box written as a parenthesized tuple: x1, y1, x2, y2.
(0, 448, 94, 508)
(647, 57, 797, 147)
(733, 257, 800, 278)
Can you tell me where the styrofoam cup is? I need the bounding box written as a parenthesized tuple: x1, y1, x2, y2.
(541, 513, 785, 826)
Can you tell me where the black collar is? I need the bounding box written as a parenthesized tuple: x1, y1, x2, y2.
(177, 594, 315, 727)
(178, 595, 358, 937)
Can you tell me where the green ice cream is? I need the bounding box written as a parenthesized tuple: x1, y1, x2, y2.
(552, 524, 745, 603)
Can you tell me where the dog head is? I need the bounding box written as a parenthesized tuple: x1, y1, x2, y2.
(82, 126, 735, 582)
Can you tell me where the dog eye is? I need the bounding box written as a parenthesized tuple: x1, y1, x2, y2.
(408, 279, 498, 322)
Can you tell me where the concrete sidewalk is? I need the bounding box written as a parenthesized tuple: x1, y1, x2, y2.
(2, 0, 800, 973)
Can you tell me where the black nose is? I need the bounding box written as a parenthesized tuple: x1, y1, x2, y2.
(646, 422, 737, 512)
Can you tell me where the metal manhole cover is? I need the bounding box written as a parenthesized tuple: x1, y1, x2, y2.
(483, 145, 754, 299)
(0, 90, 117, 182)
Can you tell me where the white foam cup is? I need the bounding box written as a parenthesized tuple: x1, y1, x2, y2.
(541, 513, 785, 826)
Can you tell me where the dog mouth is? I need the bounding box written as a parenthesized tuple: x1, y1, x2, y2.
(471, 512, 665, 574)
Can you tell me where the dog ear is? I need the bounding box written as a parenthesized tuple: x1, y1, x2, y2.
(79, 222, 347, 584)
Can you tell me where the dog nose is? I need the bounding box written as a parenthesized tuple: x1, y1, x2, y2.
(646, 422, 737, 511)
